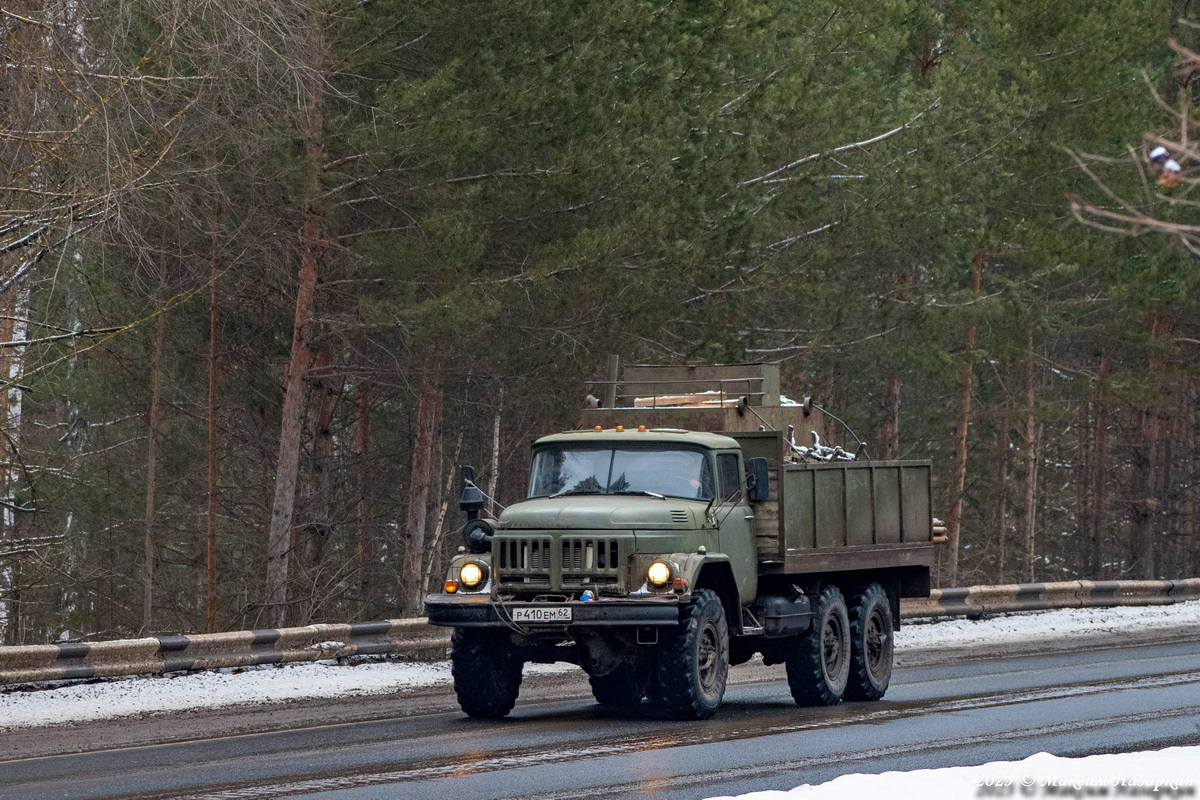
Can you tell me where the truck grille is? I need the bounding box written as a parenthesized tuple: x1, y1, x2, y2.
(495, 536, 621, 588)
(561, 538, 621, 585)
(497, 537, 553, 581)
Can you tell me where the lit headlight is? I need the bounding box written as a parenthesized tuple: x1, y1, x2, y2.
(459, 562, 488, 590)
(647, 561, 672, 586)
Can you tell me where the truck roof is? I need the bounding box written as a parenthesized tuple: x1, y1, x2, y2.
(535, 428, 740, 450)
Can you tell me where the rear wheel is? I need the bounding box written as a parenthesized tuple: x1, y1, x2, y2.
(450, 628, 524, 718)
(845, 583, 893, 701)
(657, 589, 729, 720)
(786, 584, 850, 706)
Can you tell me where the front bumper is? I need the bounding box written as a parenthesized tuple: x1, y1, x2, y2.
(425, 594, 682, 628)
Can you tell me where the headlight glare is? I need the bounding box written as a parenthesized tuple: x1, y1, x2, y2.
(459, 562, 487, 590)
(647, 561, 672, 586)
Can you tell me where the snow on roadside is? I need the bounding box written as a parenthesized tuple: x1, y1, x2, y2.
(895, 600, 1200, 650)
(703, 747, 1200, 800)
(0, 660, 574, 731)
(1, 601, 1197, 732)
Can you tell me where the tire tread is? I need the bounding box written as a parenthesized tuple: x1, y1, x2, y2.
(844, 582, 893, 701)
(450, 627, 523, 718)
(657, 589, 729, 720)
(786, 584, 850, 707)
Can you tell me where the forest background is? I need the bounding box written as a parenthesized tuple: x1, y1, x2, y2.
(2, 0, 1198, 644)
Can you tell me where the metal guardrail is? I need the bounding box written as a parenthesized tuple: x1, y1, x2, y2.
(2, 579, 1198, 685)
(904, 578, 1200, 617)
(0, 619, 450, 685)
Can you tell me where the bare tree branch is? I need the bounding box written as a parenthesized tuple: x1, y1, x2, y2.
(737, 99, 940, 187)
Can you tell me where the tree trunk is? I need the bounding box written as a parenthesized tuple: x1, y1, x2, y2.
(265, 219, 322, 627)
(265, 15, 329, 628)
(487, 386, 504, 517)
(0, 269, 30, 644)
(297, 346, 340, 621)
(1090, 353, 1111, 578)
(878, 270, 908, 461)
(404, 364, 444, 611)
(879, 372, 901, 461)
(5, 560, 20, 646)
(1190, 379, 1200, 578)
(1128, 424, 1154, 579)
(945, 250, 982, 586)
(1, 279, 30, 485)
(1128, 313, 1173, 580)
(354, 380, 375, 614)
(205, 220, 221, 634)
(424, 431, 465, 600)
(1019, 331, 1039, 583)
(992, 421, 1010, 583)
(142, 300, 167, 635)
(1076, 398, 1092, 580)
(1159, 399, 1177, 572)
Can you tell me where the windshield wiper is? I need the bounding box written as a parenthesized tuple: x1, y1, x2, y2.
(548, 488, 603, 499)
(613, 490, 667, 500)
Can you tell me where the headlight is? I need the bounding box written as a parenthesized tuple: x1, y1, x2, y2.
(647, 561, 672, 587)
(459, 562, 488, 590)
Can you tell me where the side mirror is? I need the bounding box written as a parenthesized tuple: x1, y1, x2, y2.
(746, 457, 770, 502)
(458, 465, 485, 519)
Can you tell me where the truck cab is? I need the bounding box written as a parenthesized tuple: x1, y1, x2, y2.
(430, 429, 759, 617)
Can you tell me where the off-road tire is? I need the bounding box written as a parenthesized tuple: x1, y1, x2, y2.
(657, 589, 729, 720)
(845, 583, 893, 701)
(786, 584, 850, 706)
(450, 627, 524, 718)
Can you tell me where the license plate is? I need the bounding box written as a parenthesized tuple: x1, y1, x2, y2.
(511, 606, 572, 623)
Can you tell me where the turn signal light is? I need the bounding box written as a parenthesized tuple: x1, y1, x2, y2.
(444, 580, 460, 593)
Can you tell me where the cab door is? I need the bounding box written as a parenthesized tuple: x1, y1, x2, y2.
(715, 451, 757, 603)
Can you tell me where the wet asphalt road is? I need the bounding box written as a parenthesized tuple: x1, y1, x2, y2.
(3, 638, 1200, 800)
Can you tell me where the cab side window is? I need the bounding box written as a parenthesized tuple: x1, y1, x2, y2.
(717, 453, 741, 502)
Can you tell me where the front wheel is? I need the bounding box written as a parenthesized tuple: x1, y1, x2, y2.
(450, 628, 524, 718)
(845, 583, 893, 701)
(786, 584, 850, 706)
(657, 589, 729, 720)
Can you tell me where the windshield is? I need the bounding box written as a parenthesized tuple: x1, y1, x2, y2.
(528, 445, 716, 500)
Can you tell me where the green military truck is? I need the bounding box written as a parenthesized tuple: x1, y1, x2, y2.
(426, 361, 937, 720)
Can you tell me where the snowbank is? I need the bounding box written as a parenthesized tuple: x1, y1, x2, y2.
(705, 747, 1200, 799)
